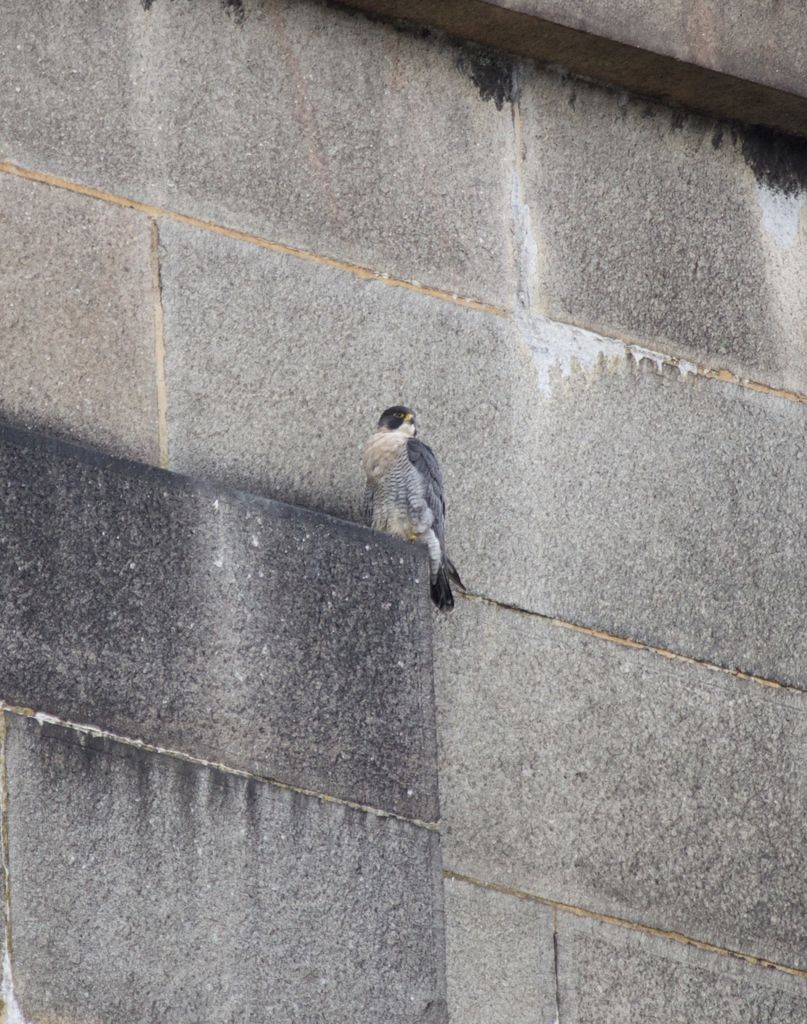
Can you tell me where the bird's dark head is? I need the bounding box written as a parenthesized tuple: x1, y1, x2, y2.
(377, 405, 417, 435)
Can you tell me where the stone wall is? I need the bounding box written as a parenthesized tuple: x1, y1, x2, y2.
(1, 0, 805, 1020)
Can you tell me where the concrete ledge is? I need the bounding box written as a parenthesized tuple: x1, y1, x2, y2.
(5, 714, 447, 1023)
(338, 0, 807, 138)
(0, 423, 438, 821)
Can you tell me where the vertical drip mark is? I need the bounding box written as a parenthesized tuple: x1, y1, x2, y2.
(0, 715, 26, 1023)
(552, 907, 562, 1024)
(509, 63, 543, 359)
(150, 219, 170, 469)
(510, 66, 536, 314)
(0, 712, 11, 1019)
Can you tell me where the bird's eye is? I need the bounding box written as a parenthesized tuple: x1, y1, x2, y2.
(395, 412, 405, 418)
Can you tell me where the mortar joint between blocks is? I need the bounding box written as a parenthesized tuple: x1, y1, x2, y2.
(150, 219, 170, 470)
(443, 870, 807, 980)
(457, 591, 807, 698)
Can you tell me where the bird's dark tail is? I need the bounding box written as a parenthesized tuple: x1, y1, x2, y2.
(445, 557, 464, 592)
(431, 565, 455, 611)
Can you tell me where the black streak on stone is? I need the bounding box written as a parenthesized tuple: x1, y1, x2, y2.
(670, 108, 685, 131)
(324, 1, 432, 40)
(456, 46, 517, 111)
(142, 0, 244, 19)
(223, 0, 245, 24)
(739, 124, 807, 196)
(711, 124, 724, 150)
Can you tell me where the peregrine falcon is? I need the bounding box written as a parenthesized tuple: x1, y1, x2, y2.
(363, 406, 463, 610)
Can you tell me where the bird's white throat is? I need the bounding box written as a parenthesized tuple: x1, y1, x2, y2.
(362, 429, 408, 483)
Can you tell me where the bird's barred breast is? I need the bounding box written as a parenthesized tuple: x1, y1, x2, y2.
(363, 430, 431, 538)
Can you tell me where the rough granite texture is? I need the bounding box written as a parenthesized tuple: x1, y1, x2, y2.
(520, 68, 807, 395)
(161, 222, 807, 688)
(0, 174, 159, 461)
(556, 915, 807, 1023)
(0, 0, 515, 306)
(435, 599, 807, 969)
(444, 877, 557, 1024)
(0, 424, 438, 821)
(5, 714, 447, 1024)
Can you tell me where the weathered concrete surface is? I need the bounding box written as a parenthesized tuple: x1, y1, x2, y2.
(0, 174, 159, 461)
(5, 714, 446, 1024)
(157, 218, 513, 531)
(520, 68, 807, 396)
(435, 599, 807, 969)
(0, 424, 438, 821)
(444, 876, 556, 1024)
(0, 0, 515, 306)
(337, 0, 807, 136)
(159, 225, 807, 688)
(502, 327, 807, 690)
(557, 915, 807, 1023)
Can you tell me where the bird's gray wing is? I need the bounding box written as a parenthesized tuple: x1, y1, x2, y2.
(362, 482, 374, 527)
(406, 437, 446, 544)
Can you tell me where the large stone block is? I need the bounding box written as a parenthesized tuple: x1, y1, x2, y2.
(444, 876, 557, 1024)
(0, 424, 438, 821)
(0, 174, 159, 461)
(0, 0, 515, 306)
(435, 599, 807, 969)
(159, 223, 807, 688)
(5, 714, 446, 1024)
(520, 67, 807, 394)
(501, 323, 807, 689)
(557, 915, 807, 1023)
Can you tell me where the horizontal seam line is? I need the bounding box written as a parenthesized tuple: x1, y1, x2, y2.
(459, 591, 807, 697)
(5, 162, 807, 409)
(0, 703, 440, 832)
(443, 870, 807, 979)
(0, 161, 506, 318)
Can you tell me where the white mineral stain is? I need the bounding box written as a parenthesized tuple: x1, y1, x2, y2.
(510, 156, 694, 397)
(523, 315, 696, 398)
(2, 950, 29, 1024)
(757, 182, 806, 250)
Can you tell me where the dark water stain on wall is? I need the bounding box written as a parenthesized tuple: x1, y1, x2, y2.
(316, 3, 517, 109)
(709, 116, 807, 194)
(669, 108, 686, 131)
(456, 45, 518, 110)
(324, 0, 433, 40)
(738, 124, 807, 196)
